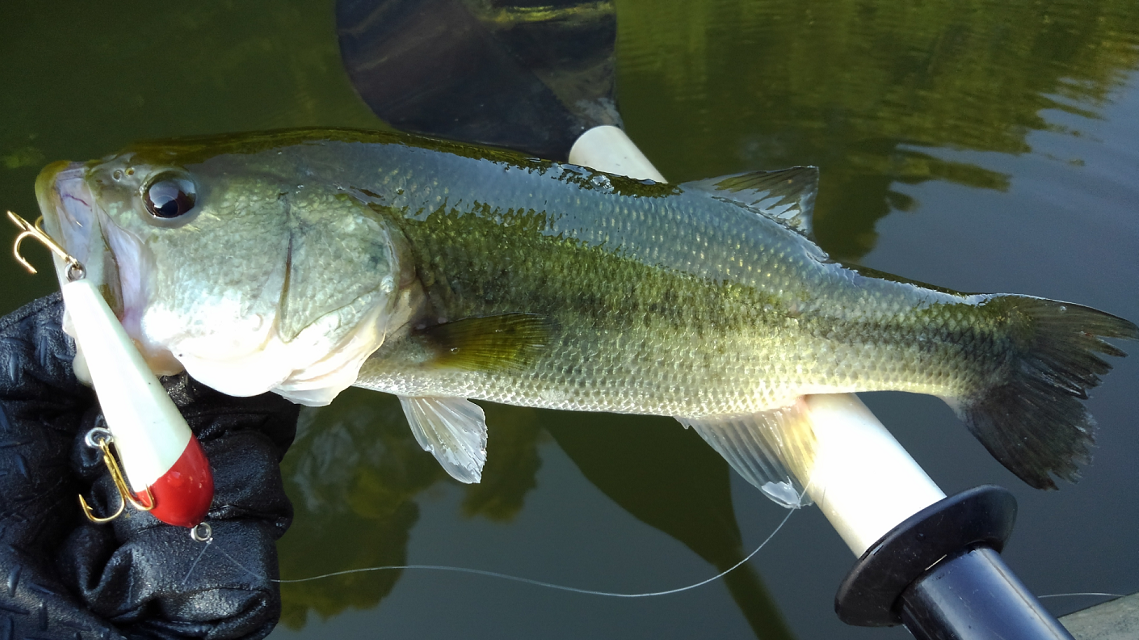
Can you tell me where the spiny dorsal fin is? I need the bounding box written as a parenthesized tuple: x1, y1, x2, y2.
(417, 313, 550, 372)
(682, 166, 819, 236)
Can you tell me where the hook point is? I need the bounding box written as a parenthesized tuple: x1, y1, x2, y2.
(7, 210, 84, 279)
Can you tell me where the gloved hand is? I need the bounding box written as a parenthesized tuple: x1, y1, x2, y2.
(0, 294, 299, 640)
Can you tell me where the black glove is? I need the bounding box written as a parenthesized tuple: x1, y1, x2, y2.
(0, 294, 299, 640)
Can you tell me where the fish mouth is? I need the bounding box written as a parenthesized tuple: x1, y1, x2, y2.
(35, 160, 180, 372)
(36, 162, 99, 281)
(35, 161, 128, 324)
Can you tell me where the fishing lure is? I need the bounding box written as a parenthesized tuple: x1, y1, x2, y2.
(9, 211, 213, 529)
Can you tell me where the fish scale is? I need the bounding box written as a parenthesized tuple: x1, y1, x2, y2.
(353, 144, 995, 416)
(34, 128, 1136, 494)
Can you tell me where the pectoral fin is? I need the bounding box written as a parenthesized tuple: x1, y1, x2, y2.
(676, 401, 816, 508)
(399, 396, 488, 483)
(417, 313, 550, 372)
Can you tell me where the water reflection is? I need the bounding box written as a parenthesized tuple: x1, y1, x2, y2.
(1, 0, 1138, 638)
(279, 393, 794, 638)
(616, 0, 1139, 259)
(277, 392, 544, 626)
(546, 415, 794, 639)
(277, 0, 1139, 635)
(277, 391, 438, 627)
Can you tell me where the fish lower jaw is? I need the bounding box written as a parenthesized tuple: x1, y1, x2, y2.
(154, 298, 398, 407)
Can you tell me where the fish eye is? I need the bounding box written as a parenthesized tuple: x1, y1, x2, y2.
(143, 172, 197, 219)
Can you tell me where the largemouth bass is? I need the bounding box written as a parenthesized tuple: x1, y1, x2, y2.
(34, 129, 1136, 505)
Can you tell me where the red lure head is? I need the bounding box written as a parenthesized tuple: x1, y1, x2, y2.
(137, 435, 214, 528)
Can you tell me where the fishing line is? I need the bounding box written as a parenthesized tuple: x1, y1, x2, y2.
(1037, 592, 1125, 600)
(180, 536, 213, 586)
(199, 506, 796, 598)
(192, 521, 1129, 607)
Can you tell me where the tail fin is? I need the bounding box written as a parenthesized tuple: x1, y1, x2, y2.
(955, 295, 1137, 489)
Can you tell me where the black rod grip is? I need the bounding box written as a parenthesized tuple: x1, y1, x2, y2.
(900, 546, 1074, 640)
(836, 485, 1017, 626)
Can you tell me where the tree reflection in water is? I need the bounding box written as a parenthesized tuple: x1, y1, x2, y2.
(3, 0, 1135, 636)
(275, 0, 1139, 635)
(616, 0, 1139, 260)
(277, 391, 795, 639)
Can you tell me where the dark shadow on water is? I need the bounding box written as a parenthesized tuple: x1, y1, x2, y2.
(276, 392, 546, 628)
(277, 390, 795, 638)
(545, 413, 796, 640)
(276, 391, 435, 627)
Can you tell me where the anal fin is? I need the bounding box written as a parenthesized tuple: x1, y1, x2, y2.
(399, 396, 488, 483)
(677, 401, 816, 508)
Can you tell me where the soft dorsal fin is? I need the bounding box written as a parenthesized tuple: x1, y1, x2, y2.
(682, 166, 819, 236)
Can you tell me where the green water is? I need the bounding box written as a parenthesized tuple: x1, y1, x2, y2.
(2, 1, 1138, 639)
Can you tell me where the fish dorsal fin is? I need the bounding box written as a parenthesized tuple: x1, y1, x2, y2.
(400, 396, 488, 483)
(676, 401, 816, 508)
(417, 313, 550, 372)
(682, 166, 819, 236)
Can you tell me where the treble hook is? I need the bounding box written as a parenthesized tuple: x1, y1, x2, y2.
(79, 426, 155, 524)
(7, 210, 85, 281)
